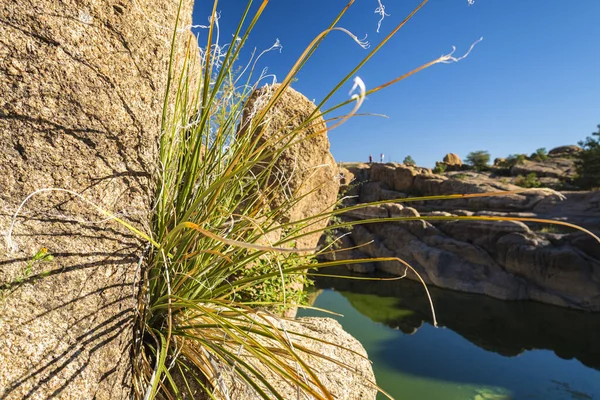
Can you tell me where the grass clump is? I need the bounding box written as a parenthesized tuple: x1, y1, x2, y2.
(515, 172, 542, 188)
(0, 248, 53, 301)
(130, 1, 486, 397)
(130, 1, 410, 398)
(531, 147, 548, 162)
(235, 253, 316, 314)
(452, 173, 469, 180)
(575, 124, 600, 189)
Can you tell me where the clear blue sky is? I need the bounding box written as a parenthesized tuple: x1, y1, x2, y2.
(192, 0, 600, 167)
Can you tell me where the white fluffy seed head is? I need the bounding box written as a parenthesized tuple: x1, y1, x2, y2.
(374, 0, 390, 33)
(349, 76, 366, 103)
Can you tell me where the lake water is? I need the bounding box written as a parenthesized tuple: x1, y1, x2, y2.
(297, 267, 600, 400)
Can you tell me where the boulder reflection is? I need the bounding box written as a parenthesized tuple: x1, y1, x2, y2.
(311, 266, 600, 371)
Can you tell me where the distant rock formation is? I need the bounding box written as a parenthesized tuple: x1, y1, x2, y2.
(548, 145, 583, 157)
(322, 163, 600, 311)
(438, 146, 584, 189)
(510, 158, 577, 179)
(443, 153, 463, 166)
(493, 157, 507, 166)
(368, 162, 432, 193)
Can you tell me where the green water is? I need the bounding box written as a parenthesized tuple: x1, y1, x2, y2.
(297, 268, 600, 400)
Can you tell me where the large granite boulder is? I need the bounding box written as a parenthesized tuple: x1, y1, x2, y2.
(369, 163, 431, 193)
(223, 317, 377, 400)
(0, 1, 195, 398)
(347, 163, 371, 183)
(548, 145, 583, 157)
(443, 153, 463, 166)
(241, 84, 339, 250)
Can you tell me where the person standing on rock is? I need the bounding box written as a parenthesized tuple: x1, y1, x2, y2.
(380, 153, 385, 163)
(369, 154, 373, 164)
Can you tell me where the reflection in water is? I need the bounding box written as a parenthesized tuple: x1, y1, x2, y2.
(300, 267, 600, 399)
(311, 266, 600, 371)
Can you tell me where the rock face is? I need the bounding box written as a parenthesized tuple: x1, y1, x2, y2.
(489, 148, 580, 189)
(493, 157, 507, 166)
(339, 166, 355, 187)
(0, 1, 194, 398)
(511, 158, 577, 180)
(242, 84, 339, 250)
(331, 163, 600, 311)
(369, 163, 432, 193)
(548, 145, 583, 157)
(223, 317, 377, 400)
(443, 153, 463, 166)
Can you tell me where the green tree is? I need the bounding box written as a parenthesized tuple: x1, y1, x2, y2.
(497, 153, 527, 170)
(465, 150, 491, 171)
(403, 155, 416, 165)
(575, 124, 600, 189)
(531, 147, 548, 162)
(433, 162, 447, 174)
(507, 153, 527, 167)
(515, 173, 542, 188)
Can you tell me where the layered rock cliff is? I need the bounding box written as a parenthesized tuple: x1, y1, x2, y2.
(326, 163, 600, 311)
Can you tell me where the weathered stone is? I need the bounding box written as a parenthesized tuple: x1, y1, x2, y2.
(399, 206, 420, 218)
(378, 203, 428, 237)
(435, 220, 531, 252)
(412, 174, 447, 195)
(532, 190, 600, 229)
(344, 205, 389, 220)
(224, 317, 377, 400)
(380, 188, 408, 201)
(382, 203, 404, 217)
(339, 167, 355, 187)
(443, 153, 463, 166)
(359, 181, 384, 203)
(343, 156, 600, 310)
(370, 163, 431, 193)
(318, 232, 371, 272)
(345, 163, 371, 183)
(548, 145, 583, 157)
(453, 209, 475, 216)
(346, 261, 377, 273)
(511, 159, 576, 179)
(334, 207, 600, 310)
(241, 84, 339, 250)
(369, 163, 403, 190)
(496, 232, 600, 302)
(493, 157, 507, 166)
(339, 167, 360, 198)
(0, 1, 194, 398)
